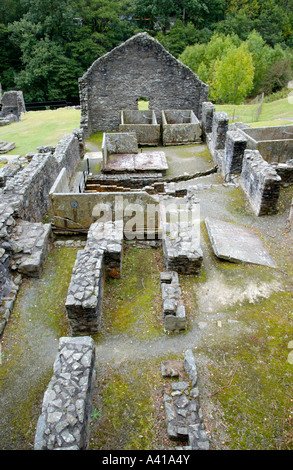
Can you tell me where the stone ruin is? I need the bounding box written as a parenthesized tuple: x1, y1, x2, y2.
(79, 32, 208, 137)
(201, 101, 293, 217)
(0, 90, 26, 126)
(1, 32, 293, 451)
(161, 349, 209, 450)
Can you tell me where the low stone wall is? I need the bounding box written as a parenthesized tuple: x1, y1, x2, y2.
(1, 152, 59, 221)
(162, 349, 209, 450)
(160, 271, 186, 332)
(34, 336, 96, 450)
(65, 247, 104, 336)
(240, 150, 281, 216)
(87, 220, 123, 278)
(53, 133, 82, 179)
(161, 198, 203, 275)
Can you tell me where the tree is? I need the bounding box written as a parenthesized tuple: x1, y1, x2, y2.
(13, 36, 82, 101)
(0, 24, 22, 90)
(210, 43, 255, 103)
(155, 20, 198, 57)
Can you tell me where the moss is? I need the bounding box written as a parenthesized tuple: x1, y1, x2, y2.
(98, 245, 165, 341)
(86, 132, 104, 150)
(226, 185, 252, 216)
(0, 246, 78, 449)
(89, 359, 174, 450)
(202, 291, 293, 450)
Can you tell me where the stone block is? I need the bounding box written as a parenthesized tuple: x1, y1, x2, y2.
(205, 217, 277, 268)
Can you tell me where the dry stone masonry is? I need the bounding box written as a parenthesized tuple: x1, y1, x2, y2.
(79, 32, 209, 137)
(87, 220, 123, 279)
(240, 149, 281, 216)
(161, 196, 203, 275)
(34, 336, 96, 450)
(0, 129, 84, 338)
(201, 101, 288, 215)
(0, 90, 26, 124)
(162, 349, 209, 450)
(160, 271, 186, 332)
(65, 247, 104, 336)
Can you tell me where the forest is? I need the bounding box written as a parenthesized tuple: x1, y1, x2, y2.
(1, 0, 293, 104)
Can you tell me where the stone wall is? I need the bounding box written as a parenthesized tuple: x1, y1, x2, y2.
(34, 336, 96, 450)
(162, 349, 209, 450)
(65, 247, 104, 336)
(161, 196, 203, 275)
(50, 190, 161, 233)
(201, 102, 215, 139)
(160, 271, 186, 332)
(87, 220, 123, 278)
(223, 130, 248, 180)
(240, 150, 281, 216)
(1, 130, 83, 222)
(79, 32, 209, 137)
(0, 130, 84, 337)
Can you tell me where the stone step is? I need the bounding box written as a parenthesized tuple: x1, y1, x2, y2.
(0, 141, 16, 154)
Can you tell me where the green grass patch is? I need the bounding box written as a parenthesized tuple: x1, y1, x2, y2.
(0, 246, 78, 449)
(0, 108, 81, 156)
(86, 131, 104, 150)
(99, 244, 164, 341)
(203, 291, 293, 450)
(216, 97, 293, 126)
(89, 359, 171, 450)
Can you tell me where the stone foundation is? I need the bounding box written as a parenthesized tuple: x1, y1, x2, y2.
(162, 349, 209, 450)
(160, 271, 186, 332)
(34, 336, 96, 450)
(65, 247, 104, 335)
(161, 198, 202, 275)
(87, 220, 123, 278)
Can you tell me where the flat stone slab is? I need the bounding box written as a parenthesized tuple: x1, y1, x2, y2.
(205, 217, 277, 268)
(104, 151, 168, 172)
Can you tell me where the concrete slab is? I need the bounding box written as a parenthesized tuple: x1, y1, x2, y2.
(205, 217, 277, 268)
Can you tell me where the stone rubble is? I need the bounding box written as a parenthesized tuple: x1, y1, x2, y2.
(9, 220, 52, 277)
(162, 349, 209, 450)
(34, 336, 96, 450)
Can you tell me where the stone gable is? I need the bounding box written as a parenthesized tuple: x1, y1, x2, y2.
(79, 32, 209, 137)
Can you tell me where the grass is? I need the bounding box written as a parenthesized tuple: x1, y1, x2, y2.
(216, 96, 293, 127)
(0, 108, 81, 156)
